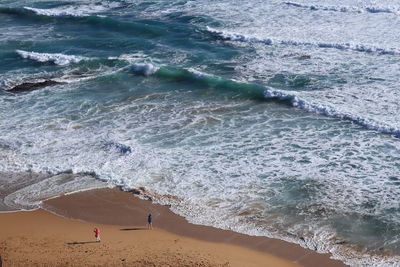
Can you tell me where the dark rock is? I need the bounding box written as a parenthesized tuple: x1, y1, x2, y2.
(282, 53, 311, 59)
(296, 55, 311, 59)
(8, 80, 63, 92)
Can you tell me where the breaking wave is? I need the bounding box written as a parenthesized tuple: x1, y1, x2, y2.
(0, 7, 163, 37)
(207, 27, 400, 55)
(11, 48, 400, 138)
(23, 6, 97, 17)
(9, 46, 400, 138)
(16, 50, 89, 65)
(3, 172, 107, 210)
(131, 63, 160, 76)
(136, 65, 400, 139)
(23, 2, 120, 17)
(263, 89, 400, 138)
(284, 2, 399, 14)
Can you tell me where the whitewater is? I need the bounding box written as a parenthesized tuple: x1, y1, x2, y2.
(1, 0, 400, 266)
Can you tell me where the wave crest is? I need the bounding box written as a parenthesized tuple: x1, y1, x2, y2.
(23, 6, 88, 17)
(23, 2, 120, 17)
(130, 63, 400, 138)
(264, 89, 400, 138)
(132, 63, 159, 76)
(16, 50, 88, 66)
(284, 2, 398, 14)
(11, 49, 400, 138)
(206, 27, 400, 55)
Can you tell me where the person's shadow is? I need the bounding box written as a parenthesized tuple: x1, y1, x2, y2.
(120, 227, 147, 231)
(66, 241, 99, 245)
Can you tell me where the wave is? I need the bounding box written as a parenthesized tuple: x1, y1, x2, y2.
(10, 48, 400, 138)
(263, 90, 400, 138)
(23, 2, 121, 17)
(0, 6, 163, 37)
(0, 6, 90, 18)
(135, 65, 400, 138)
(154, 66, 267, 100)
(131, 63, 160, 76)
(206, 27, 400, 55)
(284, 2, 398, 14)
(23, 6, 95, 17)
(3, 172, 107, 210)
(16, 50, 88, 66)
(16, 50, 159, 70)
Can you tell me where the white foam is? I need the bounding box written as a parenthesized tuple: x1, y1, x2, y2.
(187, 67, 212, 79)
(23, 2, 120, 17)
(131, 63, 159, 76)
(108, 52, 149, 62)
(16, 50, 88, 66)
(107, 53, 160, 76)
(2, 88, 400, 266)
(263, 88, 400, 138)
(24, 6, 87, 17)
(206, 27, 400, 55)
(284, 2, 399, 15)
(3, 173, 108, 210)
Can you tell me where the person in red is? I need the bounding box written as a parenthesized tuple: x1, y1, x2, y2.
(94, 227, 100, 242)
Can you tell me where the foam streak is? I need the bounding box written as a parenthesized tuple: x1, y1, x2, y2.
(284, 2, 398, 15)
(207, 27, 400, 55)
(128, 63, 400, 138)
(16, 50, 87, 66)
(264, 89, 400, 138)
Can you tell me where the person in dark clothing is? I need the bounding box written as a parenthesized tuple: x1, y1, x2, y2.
(147, 214, 152, 229)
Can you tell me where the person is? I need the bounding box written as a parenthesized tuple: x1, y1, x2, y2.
(94, 227, 100, 242)
(147, 214, 152, 229)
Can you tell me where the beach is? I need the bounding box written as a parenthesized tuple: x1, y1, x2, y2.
(2, 0, 400, 265)
(0, 188, 346, 266)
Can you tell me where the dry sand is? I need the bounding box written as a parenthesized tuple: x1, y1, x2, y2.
(0, 188, 347, 266)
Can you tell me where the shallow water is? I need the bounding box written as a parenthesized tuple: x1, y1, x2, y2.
(1, 0, 400, 266)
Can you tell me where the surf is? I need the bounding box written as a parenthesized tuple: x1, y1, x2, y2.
(133, 64, 400, 139)
(206, 27, 400, 56)
(23, 2, 121, 18)
(0, 7, 164, 38)
(284, 2, 398, 15)
(16, 50, 88, 65)
(10, 48, 400, 139)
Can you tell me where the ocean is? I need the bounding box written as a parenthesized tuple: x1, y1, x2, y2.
(1, 0, 400, 266)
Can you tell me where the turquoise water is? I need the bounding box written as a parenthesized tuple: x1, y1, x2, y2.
(1, 1, 400, 265)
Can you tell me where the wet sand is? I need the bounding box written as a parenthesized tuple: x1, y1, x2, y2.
(0, 188, 347, 266)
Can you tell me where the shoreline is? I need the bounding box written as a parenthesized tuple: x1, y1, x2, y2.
(15, 187, 347, 266)
(1, 209, 299, 267)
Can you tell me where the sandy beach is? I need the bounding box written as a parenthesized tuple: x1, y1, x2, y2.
(0, 188, 346, 266)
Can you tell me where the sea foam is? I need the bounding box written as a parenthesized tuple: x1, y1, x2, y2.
(23, 2, 120, 17)
(135, 63, 400, 139)
(263, 88, 400, 138)
(3, 173, 107, 210)
(284, 2, 399, 14)
(207, 27, 400, 55)
(16, 50, 88, 66)
(131, 63, 160, 76)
